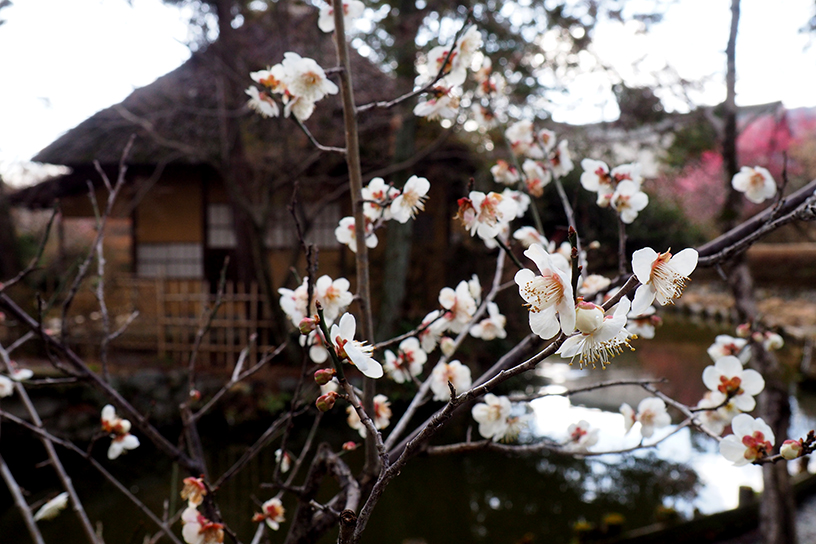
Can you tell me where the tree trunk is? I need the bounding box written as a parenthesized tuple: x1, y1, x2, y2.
(375, 0, 424, 341)
(0, 178, 20, 280)
(720, 4, 795, 541)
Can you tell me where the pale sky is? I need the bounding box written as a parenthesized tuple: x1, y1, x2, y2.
(1, 0, 815, 186)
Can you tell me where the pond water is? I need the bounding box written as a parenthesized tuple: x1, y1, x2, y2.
(1, 316, 814, 544)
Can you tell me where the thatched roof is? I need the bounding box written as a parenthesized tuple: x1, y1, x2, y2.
(15, 7, 395, 207)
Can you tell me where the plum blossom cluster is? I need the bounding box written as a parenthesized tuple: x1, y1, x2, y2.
(455, 188, 529, 245)
(471, 394, 526, 442)
(100, 405, 140, 460)
(347, 393, 392, 437)
(278, 274, 354, 363)
(621, 397, 671, 439)
(580, 159, 648, 223)
(253, 497, 286, 531)
(335, 175, 431, 252)
(495, 124, 574, 199)
(414, 27, 483, 120)
(317, 0, 364, 33)
(564, 420, 599, 453)
(246, 52, 338, 121)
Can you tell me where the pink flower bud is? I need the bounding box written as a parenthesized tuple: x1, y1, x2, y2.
(751, 331, 764, 343)
(315, 391, 338, 412)
(735, 323, 751, 338)
(189, 389, 202, 401)
(342, 441, 358, 451)
(314, 368, 336, 386)
(781, 439, 803, 460)
(299, 317, 318, 335)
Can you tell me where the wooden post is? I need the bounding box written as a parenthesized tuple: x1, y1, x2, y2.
(156, 277, 166, 359)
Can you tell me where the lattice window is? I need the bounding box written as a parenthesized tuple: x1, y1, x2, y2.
(207, 203, 237, 249)
(137, 243, 203, 278)
(266, 203, 341, 249)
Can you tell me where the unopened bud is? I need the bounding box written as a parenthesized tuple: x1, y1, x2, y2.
(315, 391, 338, 412)
(781, 439, 803, 460)
(763, 332, 784, 351)
(575, 301, 604, 334)
(751, 331, 764, 344)
(314, 368, 336, 386)
(189, 389, 202, 401)
(299, 316, 318, 335)
(342, 441, 358, 451)
(735, 323, 751, 338)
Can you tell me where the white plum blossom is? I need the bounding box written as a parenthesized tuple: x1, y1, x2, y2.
(702, 355, 765, 412)
(695, 391, 738, 436)
(468, 274, 482, 305)
(254, 498, 286, 531)
(317, 0, 365, 33)
(278, 275, 352, 327)
(578, 274, 611, 297)
(347, 394, 392, 437)
(438, 280, 477, 334)
(245, 86, 280, 118)
(330, 313, 383, 379)
(557, 298, 633, 369)
(456, 191, 517, 241)
(101, 405, 140, 460)
(471, 393, 512, 441)
(513, 226, 549, 248)
(549, 139, 574, 178)
(580, 160, 643, 207)
(413, 87, 459, 119)
(491, 160, 520, 185)
(182, 506, 224, 544)
(383, 337, 427, 383)
(8, 364, 33, 381)
(580, 159, 611, 193)
(626, 305, 660, 340)
(611, 180, 649, 224)
(565, 420, 599, 452)
(278, 278, 310, 325)
(537, 128, 557, 153)
(108, 432, 141, 460)
(281, 52, 338, 103)
(707, 334, 750, 363)
(505, 120, 536, 156)
(439, 336, 456, 357)
(418, 310, 446, 353)
(429, 360, 472, 401)
(501, 188, 530, 219)
(390, 175, 430, 223)
(514, 243, 575, 340)
(335, 216, 378, 253)
(275, 449, 292, 473)
(522, 160, 551, 197)
(32, 492, 69, 522)
(631, 247, 698, 315)
(0, 375, 14, 397)
(732, 166, 777, 204)
(470, 302, 507, 340)
(315, 275, 353, 322)
(719, 413, 775, 466)
(362, 177, 399, 221)
(621, 398, 671, 438)
(455, 26, 484, 68)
